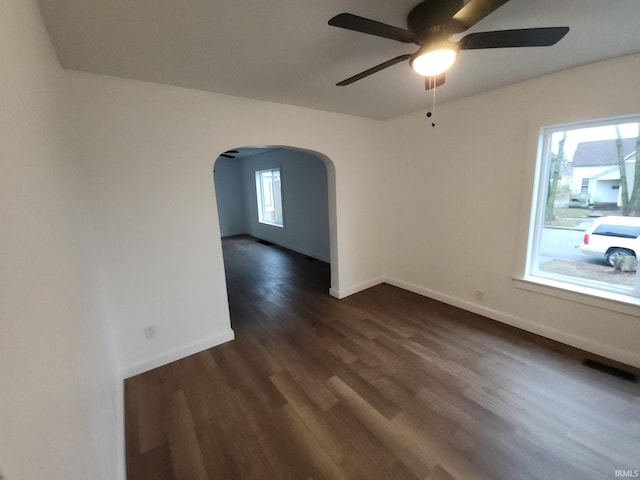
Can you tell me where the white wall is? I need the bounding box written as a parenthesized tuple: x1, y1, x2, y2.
(214, 156, 246, 237)
(65, 71, 386, 375)
(0, 1, 121, 479)
(383, 54, 640, 368)
(237, 148, 330, 262)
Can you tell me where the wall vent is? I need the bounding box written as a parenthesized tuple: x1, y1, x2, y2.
(582, 359, 637, 382)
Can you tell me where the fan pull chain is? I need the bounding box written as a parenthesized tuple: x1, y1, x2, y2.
(426, 76, 436, 127)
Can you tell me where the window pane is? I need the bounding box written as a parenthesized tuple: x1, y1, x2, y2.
(530, 118, 640, 296)
(255, 168, 283, 227)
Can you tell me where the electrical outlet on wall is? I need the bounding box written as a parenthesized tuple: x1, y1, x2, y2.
(144, 325, 157, 340)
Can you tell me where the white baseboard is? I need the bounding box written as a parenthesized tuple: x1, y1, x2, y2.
(256, 236, 330, 263)
(329, 277, 384, 299)
(120, 329, 235, 379)
(221, 231, 246, 238)
(384, 276, 640, 368)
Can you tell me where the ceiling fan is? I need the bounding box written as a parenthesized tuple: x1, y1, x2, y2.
(219, 150, 239, 159)
(328, 0, 569, 89)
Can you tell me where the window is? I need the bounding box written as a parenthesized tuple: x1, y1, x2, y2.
(526, 115, 640, 301)
(580, 178, 590, 194)
(255, 168, 283, 227)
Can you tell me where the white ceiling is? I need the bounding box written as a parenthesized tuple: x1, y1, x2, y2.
(37, 0, 640, 120)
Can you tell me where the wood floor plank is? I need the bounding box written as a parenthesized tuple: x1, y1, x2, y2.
(277, 403, 346, 480)
(229, 387, 301, 479)
(323, 402, 398, 472)
(285, 362, 338, 411)
(125, 235, 640, 480)
(269, 370, 350, 465)
(135, 374, 171, 454)
(126, 444, 176, 480)
(325, 374, 435, 479)
(210, 342, 287, 413)
(165, 390, 209, 480)
(124, 379, 141, 462)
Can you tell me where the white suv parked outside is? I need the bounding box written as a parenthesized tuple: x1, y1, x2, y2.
(580, 216, 640, 266)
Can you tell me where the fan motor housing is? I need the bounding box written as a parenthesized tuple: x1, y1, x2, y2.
(407, 0, 467, 42)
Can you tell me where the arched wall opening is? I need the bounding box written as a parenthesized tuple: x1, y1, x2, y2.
(213, 145, 338, 295)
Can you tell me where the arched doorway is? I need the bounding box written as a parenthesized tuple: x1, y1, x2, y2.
(213, 145, 338, 296)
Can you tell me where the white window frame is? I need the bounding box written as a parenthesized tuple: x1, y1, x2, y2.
(255, 168, 284, 228)
(517, 114, 640, 310)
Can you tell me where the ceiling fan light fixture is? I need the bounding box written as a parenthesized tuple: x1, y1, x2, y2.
(410, 43, 458, 77)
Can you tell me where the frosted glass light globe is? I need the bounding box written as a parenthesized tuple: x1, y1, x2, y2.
(411, 47, 457, 76)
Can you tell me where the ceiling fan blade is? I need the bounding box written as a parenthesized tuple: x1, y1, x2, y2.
(220, 153, 235, 159)
(225, 150, 239, 154)
(328, 13, 415, 43)
(452, 0, 510, 30)
(459, 27, 569, 49)
(336, 54, 411, 86)
(425, 74, 446, 90)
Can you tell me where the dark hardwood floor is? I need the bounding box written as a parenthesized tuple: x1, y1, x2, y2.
(125, 235, 640, 479)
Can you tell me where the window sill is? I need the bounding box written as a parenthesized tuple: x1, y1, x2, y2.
(258, 221, 284, 228)
(513, 275, 640, 316)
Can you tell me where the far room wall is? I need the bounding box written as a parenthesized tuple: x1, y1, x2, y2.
(215, 148, 330, 262)
(214, 156, 245, 236)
